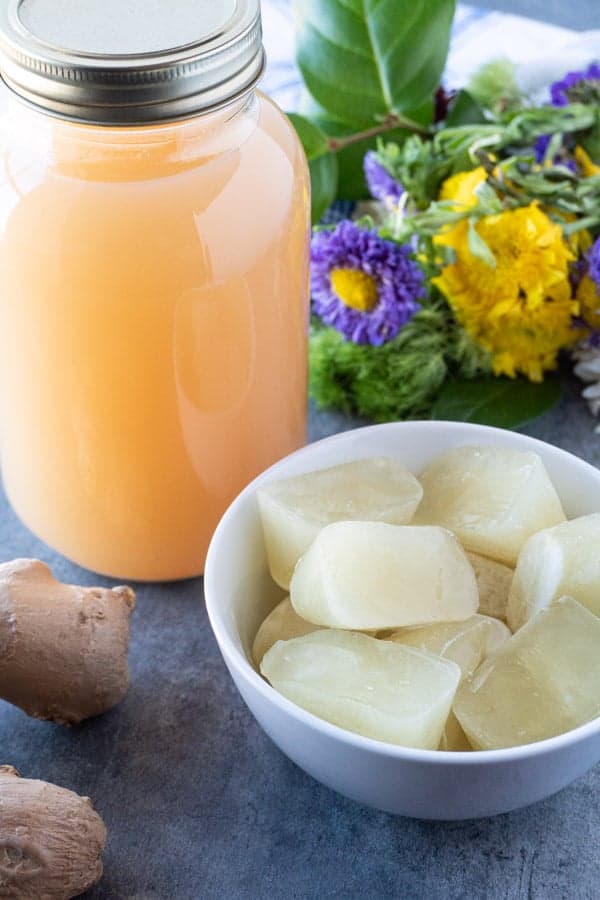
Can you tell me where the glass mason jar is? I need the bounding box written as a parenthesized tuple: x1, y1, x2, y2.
(0, 0, 310, 580)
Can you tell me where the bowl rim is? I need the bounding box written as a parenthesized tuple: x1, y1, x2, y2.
(205, 419, 600, 764)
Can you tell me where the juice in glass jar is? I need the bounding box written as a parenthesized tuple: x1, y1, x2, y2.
(0, 0, 310, 580)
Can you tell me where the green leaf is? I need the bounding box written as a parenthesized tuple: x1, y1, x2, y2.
(310, 152, 339, 223)
(432, 377, 562, 429)
(286, 113, 329, 160)
(445, 90, 487, 127)
(474, 181, 502, 211)
(467, 219, 496, 268)
(541, 131, 564, 164)
(309, 309, 452, 422)
(295, 0, 455, 127)
(466, 59, 524, 115)
(582, 119, 600, 164)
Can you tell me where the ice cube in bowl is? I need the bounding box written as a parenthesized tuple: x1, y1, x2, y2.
(205, 421, 600, 820)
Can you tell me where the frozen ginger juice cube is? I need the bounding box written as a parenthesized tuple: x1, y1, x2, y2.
(440, 712, 472, 752)
(252, 597, 321, 666)
(413, 446, 565, 565)
(290, 522, 478, 630)
(507, 514, 600, 632)
(389, 614, 511, 681)
(466, 552, 513, 623)
(454, 598, 600, 750)
(257, 458, 423, 588)
(261, 629, 461, 748)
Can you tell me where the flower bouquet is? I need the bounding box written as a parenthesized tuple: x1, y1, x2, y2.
(289, 1, 600, 429)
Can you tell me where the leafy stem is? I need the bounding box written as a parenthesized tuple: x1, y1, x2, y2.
(326, 113, 431, 152)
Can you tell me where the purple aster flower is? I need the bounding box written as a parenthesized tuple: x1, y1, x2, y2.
(363, 151, 404, 206)
(533, 63, 600, 171)
(310, 220, 424, 346)
(534, 133, 552, 161)
(589, 237, 600, 291)
(570, 255, 588, 292)
(550, 62, 600, 106)
(534, 133, 577, 172)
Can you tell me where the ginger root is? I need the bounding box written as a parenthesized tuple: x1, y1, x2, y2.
(0, 765, 106, 899)
(0, 559, 135, 725)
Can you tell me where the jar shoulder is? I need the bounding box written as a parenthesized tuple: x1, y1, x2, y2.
(0, 91, 310, 220)
(255, 91, 307, 166)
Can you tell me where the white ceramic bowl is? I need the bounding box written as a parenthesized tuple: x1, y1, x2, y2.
(205, 421, 600, 820)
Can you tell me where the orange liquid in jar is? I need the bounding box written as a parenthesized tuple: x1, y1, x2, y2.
(0, 92, 310, 580)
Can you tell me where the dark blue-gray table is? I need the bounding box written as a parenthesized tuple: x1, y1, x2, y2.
(4, 375, 600, 900)
(3, 4, 600, 897)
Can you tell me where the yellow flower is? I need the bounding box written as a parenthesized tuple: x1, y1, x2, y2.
(575, 146, 600, 177)
(577, 275, 600, 330)
(330, 268, 378, 312)
(432, 203, 578, 382)
(434, 167, 488, 262)
(439, 166, 487, 207)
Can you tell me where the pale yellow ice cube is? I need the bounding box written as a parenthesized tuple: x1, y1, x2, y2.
(439, 712, 472, 751)
(290, 522, 478, 630)
(389, 614, 511, 680)
(466, 552, 513, 623)
(507, 514, 600, 632)
(257, 458, 423, 589)
(454, 597, 600, 750)
(413, 446, 565, 565)
(252, 597, 320, 666)
(483, 615, 513, 655)
(261, 629, 461, 748)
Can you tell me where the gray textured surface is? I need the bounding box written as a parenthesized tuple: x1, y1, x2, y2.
(471, 0, 600, 29)
(2, 3, 600, 898)
(3, 373, 600, 900)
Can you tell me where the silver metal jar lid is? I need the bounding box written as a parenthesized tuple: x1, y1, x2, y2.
(0, 0, 265, 124)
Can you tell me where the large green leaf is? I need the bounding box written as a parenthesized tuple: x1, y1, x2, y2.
(431, 377, 562, 429)
(445, 90, 487, 127)
(286, 113, 330, 160)
(310, 152, 339, 222)
(295, 0, 456, 127)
